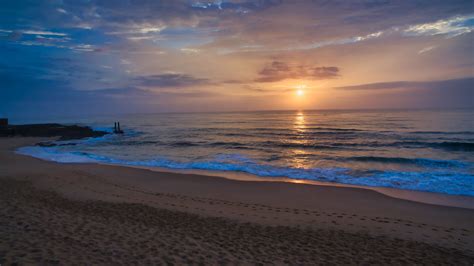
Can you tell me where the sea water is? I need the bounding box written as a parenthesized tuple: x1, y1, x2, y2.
(17, 109, 474, 196)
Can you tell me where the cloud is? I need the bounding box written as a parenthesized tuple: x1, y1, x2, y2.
(157, 90, 223, 98)
(190, 0, 282, 13)
(1, 0, 473, 117)
(333, 77, 474, 109)
(271, 31, 385, 53)
(311, 67, 339, 79)
(133, 73, 210, 88)
(2, 1, 472, 55)
(56, 8, 68, 14)
(242, 85, 292, 93)
(255, 61, 339, 82)
(89, 87, 152, 97)
(334, 77, 474, 91)
(418, 46, 436, 54)
(14, 39, 99, 53)
(180, 48, 200, 53)
(21, 30, 67, 36)
(107, 25, 167, 35)
(404, 15, 474, 38)
(127, 36, 155, 41)
(0, 61, 158, 117)
(214, 12, 472, 54)
(0, 28, 68, 42)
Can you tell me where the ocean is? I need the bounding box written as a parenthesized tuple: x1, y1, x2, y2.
(17, 109, 474, 196)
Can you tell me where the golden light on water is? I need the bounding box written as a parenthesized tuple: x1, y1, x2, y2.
(294, 111, 305, 130)
(290, 111, 309, 169)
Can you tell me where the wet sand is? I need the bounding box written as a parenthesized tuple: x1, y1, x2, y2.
(1, 138, 473, 264)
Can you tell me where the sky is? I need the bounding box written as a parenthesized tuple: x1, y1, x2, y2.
(1, 0, 473, 119)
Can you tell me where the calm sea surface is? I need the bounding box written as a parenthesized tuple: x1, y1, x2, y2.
(18, 109, 474, 196)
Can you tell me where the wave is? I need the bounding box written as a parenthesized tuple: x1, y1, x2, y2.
(170, 141, 200, 147)
(252, 127, 363, 133)
(259, 141, 342, 150)
(304, 127, 364, 132)
(110, 139, 352, 150)
(91, 126, 114, 134)
(314, 140, 474, 151)
(208, 142, 251, 149)
(409, 131, 474, 135)
(266, 140, 474, 151)
(16, 146, 474, 196)
(112, 139, 474, 152)
(73, 131, 474, 154)
(347, 156, 467, 168)
(434, 142, 474, 151)
(394, 141, 474, 151)
(64, 138, 254, 150)
(17, 146, 98, 163)
(218, 133, 256, 137)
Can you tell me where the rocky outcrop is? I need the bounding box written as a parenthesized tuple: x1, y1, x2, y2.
(0, 123, 108, 141)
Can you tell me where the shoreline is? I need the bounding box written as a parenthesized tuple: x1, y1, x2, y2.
(11, 122, 473, 205)
(15, 138, 474, 209)
(124, 164, 474, 210)
(1, 137, 474, 263)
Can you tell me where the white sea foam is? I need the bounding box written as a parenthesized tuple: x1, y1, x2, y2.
(17, 146, 98, 163)
(15, 145, 474, 196)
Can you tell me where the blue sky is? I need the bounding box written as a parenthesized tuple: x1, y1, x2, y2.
(1, 0, 473, 119)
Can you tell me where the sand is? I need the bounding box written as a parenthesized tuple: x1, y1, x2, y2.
(1, 137, 473, 264)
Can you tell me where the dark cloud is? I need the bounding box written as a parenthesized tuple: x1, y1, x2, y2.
(133, 74, 210, 88)
(255, 61, 340, 82)
(334, 77, 474, 90)
(157, 90, 223, 98)
(221, 79, 245, 84)
(0, 77, 158, 120)
(88, 87, 152, 97)
(311, 67, 339, 79)
(0, 56, 156, 119)
(242, 85, 292, 93)
(333, 77, 474, 109)
(338, 78, 474, 109)
(0, 0, 281, 36)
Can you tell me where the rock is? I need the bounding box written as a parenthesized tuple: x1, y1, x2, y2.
(0, 123, 109, 140)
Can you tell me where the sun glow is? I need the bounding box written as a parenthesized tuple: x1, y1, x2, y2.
(295, 84, 306, 96)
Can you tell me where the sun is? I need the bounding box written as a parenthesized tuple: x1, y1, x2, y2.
(295, 84, 306, 96)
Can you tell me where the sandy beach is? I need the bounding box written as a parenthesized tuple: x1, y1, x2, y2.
(1, 137, 473, 264)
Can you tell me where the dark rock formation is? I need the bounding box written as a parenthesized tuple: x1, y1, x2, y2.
(0, 123, 108, 141)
